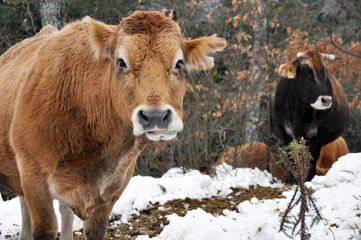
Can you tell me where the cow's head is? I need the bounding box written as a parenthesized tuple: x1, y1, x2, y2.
(83, 11, 226, 141)
(278, 50, 340, 110)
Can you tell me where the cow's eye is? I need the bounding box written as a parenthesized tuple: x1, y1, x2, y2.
(117, 58, 127, 68)
(175, 59, 184, 69)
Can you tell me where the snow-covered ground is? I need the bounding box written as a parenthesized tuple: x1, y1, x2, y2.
(1, 153, 360, 239)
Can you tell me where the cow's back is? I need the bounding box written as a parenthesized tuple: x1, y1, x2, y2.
(316, 136, 349, 175)
(0, 26, 57, 195)
(216, 142, 287, 181)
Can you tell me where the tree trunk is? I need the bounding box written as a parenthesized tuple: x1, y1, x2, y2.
(244, 0, 267, 143)
(39, 0, 65, 29)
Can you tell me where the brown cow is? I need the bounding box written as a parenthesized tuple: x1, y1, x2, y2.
(316, 136, 349, 175)
(213, 137, 348, 182)
(0, 11, 226, 240)
(215, 142, 287, 182)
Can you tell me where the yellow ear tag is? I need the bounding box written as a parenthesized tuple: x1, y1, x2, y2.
(287, 70, 295, 79)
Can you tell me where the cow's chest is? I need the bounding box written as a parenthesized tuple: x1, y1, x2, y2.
(47, 141, 144, 219)
(288, 108, 322, 139)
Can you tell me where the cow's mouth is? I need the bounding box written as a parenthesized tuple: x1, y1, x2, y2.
(145, 129, 177, 141)
(310, 95, 332, 110)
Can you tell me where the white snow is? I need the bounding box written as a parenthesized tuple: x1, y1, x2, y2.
(1, 153, 361, 239)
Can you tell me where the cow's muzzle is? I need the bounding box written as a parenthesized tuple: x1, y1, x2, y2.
(132, 105, 183, 141)
(138, 109, 171, 130)
(310, 95, 332, 110)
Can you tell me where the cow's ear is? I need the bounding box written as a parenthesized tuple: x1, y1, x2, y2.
(184, 36, 226, 70)
(82, 16, 117, 60)
(278, 63, 296, 79)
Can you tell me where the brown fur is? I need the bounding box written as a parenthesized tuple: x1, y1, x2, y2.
(0, 11, 226, 239)
(301, 49, 323, 69)
(215, 142, 287, 182)
(316, 136, 349, 175)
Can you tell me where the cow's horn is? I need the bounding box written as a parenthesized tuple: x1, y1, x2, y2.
(297, 52, 308, 59)
(321, 53, 341, 60)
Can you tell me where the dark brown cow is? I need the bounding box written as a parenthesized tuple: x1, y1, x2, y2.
(0, 11, 226, 239)
(271, 50, 349, 182)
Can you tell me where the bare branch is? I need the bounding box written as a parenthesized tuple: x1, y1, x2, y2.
(306, 187, 323, 219)
(26, 3, 37, 34)
(0, 35, 12, 48)
(342, 27, 361, 45)
(279, 186, 298, 232)
(329, 32, 361, 59)
(0, 0, 21, 7)
(0, 0, 38, 6)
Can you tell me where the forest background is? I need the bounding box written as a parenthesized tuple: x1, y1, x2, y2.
(1, 0, 360, 177)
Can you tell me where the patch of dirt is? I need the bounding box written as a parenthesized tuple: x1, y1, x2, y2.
(70, 185, 286, 240)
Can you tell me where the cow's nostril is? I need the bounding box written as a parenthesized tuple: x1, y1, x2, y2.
(321, 96, 332, 104)
(138, 110, 150, 126)
(163, 110, 172, 124)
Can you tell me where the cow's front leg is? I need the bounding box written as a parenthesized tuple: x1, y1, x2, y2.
(307, 159, 317, 181)
(24, 182, 58, 239)
(20, 196, 33, 240)
(18, 162, 58, 240)
(308, 141, 323, 181)
(59, 200, 74, 240)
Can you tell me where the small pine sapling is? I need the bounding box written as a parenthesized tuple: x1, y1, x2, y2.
(278, 138, 323, 240)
